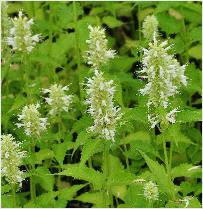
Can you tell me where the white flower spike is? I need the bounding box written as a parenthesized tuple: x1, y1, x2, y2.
(84, 25, 116, 69)
(17, 103, 48, 137)
(139, 34, 187, 128)
(1, 134, 26, 188)
(43, 84, 73, 116)
(85, 70, 122, 142)
(143, 181, 159, 201)
(142, 15, 159, 40)
(7, 11, 40, 53)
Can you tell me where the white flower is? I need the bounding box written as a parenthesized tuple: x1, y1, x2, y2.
(17, 103, 48, 137)
(85, 70, 122, 142)
(84, 25, 116, 69)
(1, 2, 11, 50)
(7, 11, 40, 53)
(166, 108, 180, 124)
(43, 84, 73, 116)
(1, 134, 26, 188)
(139, 34, 187, 127)
(142, 15, 159, 40)
(143, 181, 159, 201)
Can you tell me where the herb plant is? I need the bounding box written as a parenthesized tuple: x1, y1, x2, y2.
(1, 1, 202, 208)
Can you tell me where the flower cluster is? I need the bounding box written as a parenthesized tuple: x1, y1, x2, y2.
(84, 25, 116, 69)
(142, 15, 159, 40)
(43, 84, 73, 116)
(7, 11, 40, 53)
(1, 134, 26, 188)
(143, 181, 159, 201)
(16, 103, 48, 137)
(85, 70, 122, 141)
(1, 2, 11, 51)
(139, 35, 187, 128)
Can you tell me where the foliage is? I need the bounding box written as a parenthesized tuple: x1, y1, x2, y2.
(1, 1, 202, 208)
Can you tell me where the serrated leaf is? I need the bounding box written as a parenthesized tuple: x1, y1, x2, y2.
(157, 125, 194, 146)
(190, 27, 202, 43)
(177, 109, 202, 123)
(35, 167, 55, 192)
(26, 149, 55, 165)
(102, 16, 123, 28)
(24, 191, 58, 208)
(52, 141, 74, 165)
(120, 131, 151, 145)
(80, 139, 104, 165)
(188, 45, 202, 60)
(123, 184, 148, 208)
(171, 164, 202, 178)
(1, 184, 11, 194)
(123, 107, 148, 123)
(140, 151, 176, 199)
(58, 184, 86, 201)
(60, 164, 105, 190)
(76, 192, 105, 207)
(157, 12, 182, 34)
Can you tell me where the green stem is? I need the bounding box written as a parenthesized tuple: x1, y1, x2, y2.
(11, 184, 17, 208)
(138, 4, 141, 40)
(103, 143, 113, 208)
(169, 141, 173, 177)
(163, 139, 169, 174)
(73, 1, 83, 99)
(29, 138, 36, 201)
(123, 144, 129, 170)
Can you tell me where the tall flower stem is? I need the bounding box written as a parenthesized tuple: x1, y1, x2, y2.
(73, 1, 83, 99)
(103, 143, 113, 208)
(29, 138, 36, 201)
(163, 139, 170, 175)
(11, 184, 17, 208)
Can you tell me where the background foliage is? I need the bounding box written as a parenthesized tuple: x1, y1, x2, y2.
(1, 1, 202, 208)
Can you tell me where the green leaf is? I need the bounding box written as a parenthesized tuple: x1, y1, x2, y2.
(1, 184, 11, 194)
(26, 149, 55, 164)
(119, 131, 151, 145)
(8, 95, 27, 113)
(188, 45, 202, 60)
(107, 155, 136, 187)
(171, 164, 202, 178)
(52, 141, 74, 165)
(190, 27, 202, 43)
(80, 139, 104, 165)
(123, 107, 148, 123)
(76, 192, 106, 207)
(109, 56, 135, 72)
(60, 164, 105, 190)
(102, 16, 123, 28)
(140, 152, 176, 199)
(157, 12, 182, 34)
(157, 125, 194, 146)
(58, 184, 86, 201)
(176, 109, 202, 123)
(35, 167, 55, 192)
(123, 184, 148, 208)
(71, 131, 91, 158)
(24, 191, 58, 208)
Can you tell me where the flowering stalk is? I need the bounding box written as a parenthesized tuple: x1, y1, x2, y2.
(16, 103, 48, 201)
(7, 11, 40, 53)
(142, 15, 159, 40)
(84, 25, 116, 70)
(139, 34, 187, 182)
(85, 70, 122, 142)
(139, 34, 187, 130)
(1, 134, 27, 207)
(43, 84, 73, 116)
